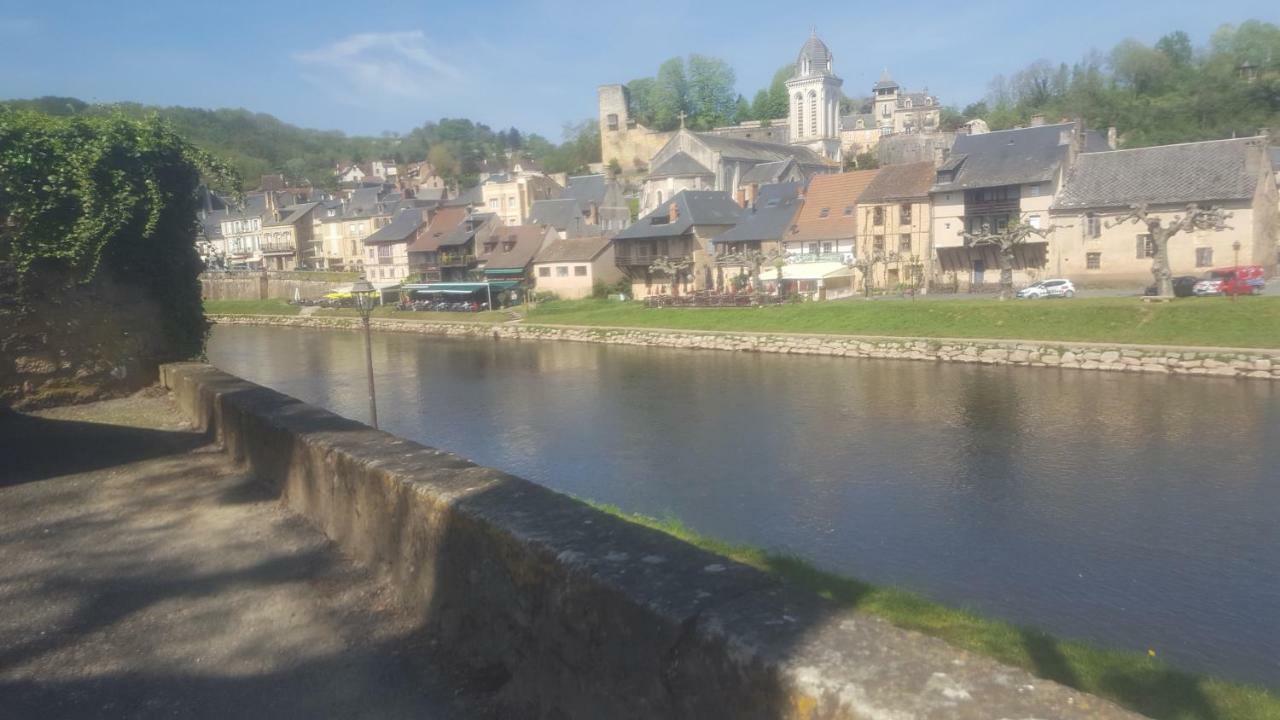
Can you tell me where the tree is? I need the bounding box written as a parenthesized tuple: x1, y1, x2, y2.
(721, 248, 785, 295)
(686, 55, 738, 130)
(848, 252, 886, 297)
(427, 144, 461, 188)
(961, 219, 1056, 300)
(751, 65, 793, 122)
(1156, 31, 1193, 68)
(733, 95, 752, 124)
(649, 256, 693, 296)
(1109, 203, 1232, 297)
(651, 58, 689, 131)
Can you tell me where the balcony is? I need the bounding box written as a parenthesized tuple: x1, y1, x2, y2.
(439, 253, 476, 268)
(964, 199, 1020, 216)
(787, 252, 850, 264)
(615, 249, 691, 267)
(259, 242, 296, 255)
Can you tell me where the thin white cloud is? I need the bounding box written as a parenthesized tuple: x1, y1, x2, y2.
(293, 31, 462, 101)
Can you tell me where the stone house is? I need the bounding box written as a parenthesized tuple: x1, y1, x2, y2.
(1049, 136, 1279, 283)
(639, 129, 833, 215)
(481, 171, 563, 227)
(362, 207, 431, 283)
(855, 161, 936, 291)
(611, 190, 743, 298)
(930, 121, 1111, 288)
(532, 236, 623, 300)
(528, 198, 602, 239)
(477, 224, 557, 284)
(840, 70, 943, 159)
(562, 174, 632, 234)
(709, 182, 804, 292)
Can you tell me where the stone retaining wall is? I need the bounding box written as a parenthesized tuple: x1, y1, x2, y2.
(210, 314, 1280, 381)
(162, 362, 1141, 719)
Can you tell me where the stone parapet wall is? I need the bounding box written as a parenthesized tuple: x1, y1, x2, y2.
(161, 362, 1142, 719)
(210, 314, 1280, 381)
(200, 273, 342, 301)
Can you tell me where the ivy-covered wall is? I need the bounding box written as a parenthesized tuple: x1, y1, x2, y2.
(0, 111, 236, 409)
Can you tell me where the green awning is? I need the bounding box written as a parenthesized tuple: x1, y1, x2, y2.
(482, 268, 526, 276)
(403, 281, 520, 294)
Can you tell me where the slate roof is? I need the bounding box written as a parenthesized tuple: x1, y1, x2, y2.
(693, 131, 829, 167)
(346, 187, 385, 217)
(741, 159, 795, 185)
(478, 225, 550, 270)
(1054, 137, 1266, 210)
(931, 122, 1078, 192)
(442, 185, 483, 208)
(858, 161, 935, 203)
(790, 170, 879, 242)
(648, 151, 714, 178)
(873, 69, 899, 91)
(265, 202, 318, 228)
(613, 190, 743, 241)
(712, 182, 804, 244)
(533, 235, 613, 264)
(406, 206, 468, 253)
(841, 113, 876, 131)
(529, 198, 585, 230)
(564, 174, 607, 208)
(364, 207, 428, 245)
(795, 32, 834, 77)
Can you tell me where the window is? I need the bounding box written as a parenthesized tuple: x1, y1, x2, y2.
(822, 242, 833, 253)
(1136, 234, 1154, 259)
(899, 203, 912, 224)
(818, 207, 830, 218)
(794, 93, 804, 138)
(1029, 184, 1041, 197)
(538, 267, 551, 277)
(607, 113, 619, 131)
(807, 243, 819, 254)
(1086, 252, 1101, 270)
(873, 235, 885, 252)
(1027, 214, 1041, 229)
(574, 265, 588, 276)
(843, 205, 854, 216)
(556, 266, 569, 277)
(899, 234, 912, 252)
(809, 91, 818, 136)
(1086, 214, 1101, 238)
(656, 191, 663, 205)
(488, 199, 498, 208)
(873, 206, 884, 225)
(1196, 247, 1213, 267)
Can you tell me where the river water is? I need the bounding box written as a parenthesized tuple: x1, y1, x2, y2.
(207, 324, 1280, 688)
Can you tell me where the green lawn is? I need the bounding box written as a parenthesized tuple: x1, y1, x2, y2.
(591, 504, 1279, 720)
(525, 296, 1280, 349)
(314, 306, 511, 323)
(203, 299, 300, 316)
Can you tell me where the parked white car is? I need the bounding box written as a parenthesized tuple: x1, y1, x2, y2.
(1016, 279, 1077, 299)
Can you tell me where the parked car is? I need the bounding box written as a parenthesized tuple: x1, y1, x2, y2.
(1016, 279, 1076, 299)
(1144, 275, 1201, 297)
(1193, 266, 1265, 296)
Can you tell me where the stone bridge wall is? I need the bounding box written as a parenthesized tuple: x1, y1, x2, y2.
(209, 314, 1280, 381)
(160, 361, 1142, 719)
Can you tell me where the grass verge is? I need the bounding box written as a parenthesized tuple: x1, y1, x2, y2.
(527, 297, 1280, 349)
(589, 503, 1279, 720)
(203, 299, 300, 316)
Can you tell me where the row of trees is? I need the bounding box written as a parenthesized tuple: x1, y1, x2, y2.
(0, 97, 602, 191)
(964, 21, 1280, 146)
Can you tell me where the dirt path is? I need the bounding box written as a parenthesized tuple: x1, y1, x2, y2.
(0, 391, 490, 719)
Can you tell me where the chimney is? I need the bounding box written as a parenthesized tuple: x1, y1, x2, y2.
(1030, 114, 1046, 127)
(1107, 126, 1118, 150)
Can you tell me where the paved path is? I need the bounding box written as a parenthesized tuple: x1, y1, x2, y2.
(0, 390, 490, 719)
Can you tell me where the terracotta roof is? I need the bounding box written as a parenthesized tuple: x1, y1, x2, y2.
(408, 206, 469, 253)
(858, 162, 935, 203)
(789, 170, 879, 242)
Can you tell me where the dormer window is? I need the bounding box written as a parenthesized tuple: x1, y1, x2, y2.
(818, 207, 830, 218)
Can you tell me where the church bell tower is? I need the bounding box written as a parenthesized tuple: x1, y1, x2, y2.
(785, 30, 843, 162)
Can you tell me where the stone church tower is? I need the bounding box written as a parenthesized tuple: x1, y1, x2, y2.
(785, 31, 843, 163)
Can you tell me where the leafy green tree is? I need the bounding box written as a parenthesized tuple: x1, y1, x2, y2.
(751, 65, 793, 121)
(652, 57, 690, 131)
(733, 95, 752, 123)
(685, 55, 738, 129)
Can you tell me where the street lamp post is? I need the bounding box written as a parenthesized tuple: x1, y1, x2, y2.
(351, 276, 379, 429)
(1232, 240, 1241, 303)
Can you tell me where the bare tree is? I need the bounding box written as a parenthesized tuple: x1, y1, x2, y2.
(1108, 203, 1232, 298)
(961, 220, 1057, 300)
(721, 248, 785, 295)
(649, 256, 693, 297)
(848, 251, 886, 297)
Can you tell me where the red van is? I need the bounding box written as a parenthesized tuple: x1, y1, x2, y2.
(1193, 266, 1266, 296)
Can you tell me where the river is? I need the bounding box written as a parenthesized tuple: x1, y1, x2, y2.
(207, 324, 1280, 688)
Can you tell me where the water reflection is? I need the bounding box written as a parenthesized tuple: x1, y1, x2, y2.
(208, 325, 1280, 688)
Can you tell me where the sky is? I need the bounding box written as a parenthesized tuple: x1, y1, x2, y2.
(0, 1, 1274, 141)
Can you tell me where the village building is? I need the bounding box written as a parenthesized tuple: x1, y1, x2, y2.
(398, 161, 448, 197)
(785, 169, 878, 260)
(840, 70, 942, 158)
(930, 121, 1110, 288)
(855, 161, 936, 291)
(481, 170, 562, 227)
(639, 129, 833, 214)
(528, 198, 602, 239)
(532, 236, 623, 300)
(562, 174, 631, 233)
(709, 182, 804, 291)
(214, 191, 319, 271)
(362, 207, 432, 283)
(611, 190, 743, 298)
(476, 224, 557, 284)
(1049, 136, 1279, 283)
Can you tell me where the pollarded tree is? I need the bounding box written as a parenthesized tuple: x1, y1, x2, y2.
(961, 219, 1057, 300)
(721, 248, 784, 295)
(847, 251, 886, 297)
(649, 256, 693, 297)
(1109, 203, 1232, 298)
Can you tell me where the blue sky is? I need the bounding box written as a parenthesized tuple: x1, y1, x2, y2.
(0, 1, 1273, 140)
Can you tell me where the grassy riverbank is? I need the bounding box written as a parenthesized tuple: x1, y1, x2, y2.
(203, 299, 300, 316)
(590, 504, 1278, 720)
(526, 296, 1280, 349)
